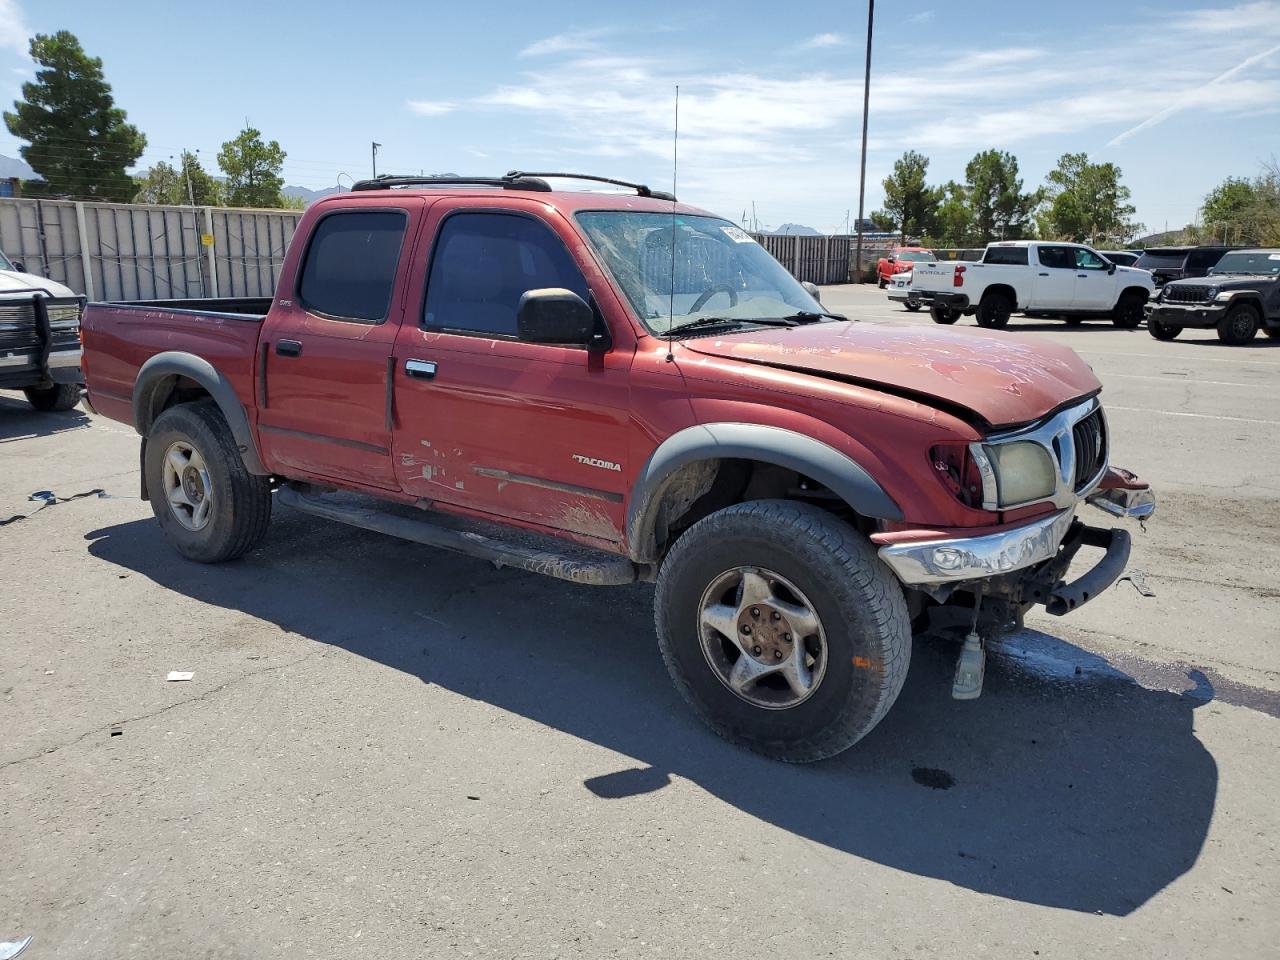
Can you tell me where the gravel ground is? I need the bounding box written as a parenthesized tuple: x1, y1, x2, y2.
(1, 285, 1276, 958)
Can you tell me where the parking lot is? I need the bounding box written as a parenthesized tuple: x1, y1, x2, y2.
(2, 284, 1277, 958)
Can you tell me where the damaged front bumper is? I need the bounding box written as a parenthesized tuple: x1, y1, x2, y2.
(876, 468, 1154, 614)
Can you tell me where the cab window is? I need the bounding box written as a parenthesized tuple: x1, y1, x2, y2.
(1074, 248, 1108, 270)
(1037, 246, 1074, 270)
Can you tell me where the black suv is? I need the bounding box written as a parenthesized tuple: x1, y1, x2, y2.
(1145, 249, 1280, 345)
(1133, 245, 1231, 287)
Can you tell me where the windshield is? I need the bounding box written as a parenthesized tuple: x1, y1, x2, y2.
(0, 249, 13, 271)
(895, 250, 935, 263)
(1134, 251, 1186, 270)
(1211, 251, 1280, 276)
(575, 211, 822, 334)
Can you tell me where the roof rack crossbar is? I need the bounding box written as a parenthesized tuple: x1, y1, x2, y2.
(351, 174, 552, 192)
(505, 171, 676, 202)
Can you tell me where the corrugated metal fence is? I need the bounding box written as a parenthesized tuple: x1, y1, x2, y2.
(0, 198, 302, 301)
(751, 233, 902, 284)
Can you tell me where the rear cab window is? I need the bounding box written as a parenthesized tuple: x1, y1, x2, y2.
(1035, 246, 1075, 270)
(1134, 250, 1188, 271)
(298, 210, 408, 322)
(984, 246, 1029, 265)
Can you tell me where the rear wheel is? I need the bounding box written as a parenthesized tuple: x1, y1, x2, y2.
(975, 292, 1013, 329)
(1148, 319, 1182, 341)
(878, 277, 888, 289)
(1063, 316, 1085, 326)
(1217, 304, 1260, 345)
(654, 500, 911, 762)
(904, 298, 922, 312)
(929, 304, 961, 325)
(1111, 291, 1146, 329)
(144, 401, 273, 562)
(23, 383, 81, 411)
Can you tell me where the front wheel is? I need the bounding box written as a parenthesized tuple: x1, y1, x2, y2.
(1112, 292, 1146, 329)
(1217, 304, 1260, 345)
(145, 401, 273, 563)
(930, 304, 961, 325)
(654, 500, 911, 762)
(1148, 319, 1182, 341)
(24, 383, 81, 411)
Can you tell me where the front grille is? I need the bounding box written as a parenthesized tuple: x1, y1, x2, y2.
(1072, 409, 1106, 490)
(1163, 285, 1210, 303)
(0, 301, 80, 352)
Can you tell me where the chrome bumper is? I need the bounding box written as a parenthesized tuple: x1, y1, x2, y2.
(1086, 485, 1155, 520)
(879, 509, 1078, 587)
(0, 345, 82, 369)
(48, 345, 83, 369)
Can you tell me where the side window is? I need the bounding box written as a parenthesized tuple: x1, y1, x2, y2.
(984, 246, 1029, 265)
(1074, 248, 1107, 270)
(1037, 246, 1073, 270)
(424, 213, 589, 337)
(298, 211, 407, 322)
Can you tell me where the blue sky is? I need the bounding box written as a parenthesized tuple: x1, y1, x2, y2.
(2, 0, 1278, 234)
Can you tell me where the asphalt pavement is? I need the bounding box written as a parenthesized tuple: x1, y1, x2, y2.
(1, 284, 1276, 958)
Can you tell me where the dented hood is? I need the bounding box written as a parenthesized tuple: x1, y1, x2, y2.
(680, 321, 1101, 428)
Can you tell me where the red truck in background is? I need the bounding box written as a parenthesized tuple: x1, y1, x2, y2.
(80, 172, 1154, 762)
(877, 246, 936, 287)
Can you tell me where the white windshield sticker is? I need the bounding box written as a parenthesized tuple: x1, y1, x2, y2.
(720, 225, 755, 244)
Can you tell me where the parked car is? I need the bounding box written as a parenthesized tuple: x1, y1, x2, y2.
(1132, 246, 1231, 287)
(910, 240, 1155, 328)
(886, 270, 921, 310)
(1145, 248, 1280, 344)
(80, 172, 1154, 762)
(1100, 250, 1140, 267)
(877, 247, 936, 287)
(0, 247, 84, 411)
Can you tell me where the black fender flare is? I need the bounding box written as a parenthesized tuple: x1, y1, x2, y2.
(626, 422, 903, 563)
(132, 351, 268, 476)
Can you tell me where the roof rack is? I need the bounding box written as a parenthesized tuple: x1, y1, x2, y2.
(506, 171, 676, 202)
(351, 174, 553, 192)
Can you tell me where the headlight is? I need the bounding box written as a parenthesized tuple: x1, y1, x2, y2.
(1204, 286, 1219, 301)
(985, 440, 1057, 507)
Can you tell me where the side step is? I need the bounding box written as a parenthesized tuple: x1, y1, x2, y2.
(276, 485, 640, 586)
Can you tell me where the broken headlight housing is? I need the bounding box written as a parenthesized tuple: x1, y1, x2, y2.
(972, 440, 1057, 508)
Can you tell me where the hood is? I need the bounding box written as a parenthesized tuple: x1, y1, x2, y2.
(680, 321, 1101, 429)
(1115, 265, 1155, 286)
(1205, 273, 1278, 287)
(0, 270, 77, 298)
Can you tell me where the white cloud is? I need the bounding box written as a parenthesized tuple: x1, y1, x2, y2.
(406, 99, 456, 116)
(907, 10, 935, 25)
(0, 0, 30, 55)
(798, 32, 847, 50)
(519, 29, 610, 58)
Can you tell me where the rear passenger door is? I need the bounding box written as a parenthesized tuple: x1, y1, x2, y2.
(258, 202, 424, 489)
(391, 203, 633, 545)
(1032, 245, 1077, 309)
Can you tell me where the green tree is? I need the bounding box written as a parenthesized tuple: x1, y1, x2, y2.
(217, 127, 286, 207)
(1037, 152, 1142, 245)
(3, 31, 146, 201)
(1199, 171, 1280, 245)
(929, 181, 976, 248)
(880, 150, 939, 241)
(135, 151, 223, 206)
(963, 149, 1038, 243)
(178, 151, 223, 205)
(868, 210, 897, 232)
(133, 160, 183, 204)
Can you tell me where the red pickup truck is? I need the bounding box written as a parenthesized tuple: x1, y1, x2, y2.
(81, 172, 1154, 761)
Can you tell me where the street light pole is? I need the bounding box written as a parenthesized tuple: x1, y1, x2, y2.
(371, 141, 381, 179)
(854, 0, 874, 283)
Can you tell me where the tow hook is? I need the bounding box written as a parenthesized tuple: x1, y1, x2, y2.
(952, 630, 986, 700)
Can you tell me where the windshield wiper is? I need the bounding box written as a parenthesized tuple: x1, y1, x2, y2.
(664, 315, 802, 336)
(778, 310, 847, 323)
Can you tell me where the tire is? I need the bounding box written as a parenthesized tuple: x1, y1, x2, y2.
(929, 304, 961, 325)
(1148, 320, 1182, 341)
(1217, 303, 1260, 345)
(1265, 327, 1280, 340)
(878, 277, 887, 289)
(144, 401, 272, 563)
(974, 292, 1013, 329)
(23, 382, 81, 411)
(1111, 292, 1146, 329)
(904, 299, 921, 312)
(654, 500, 911, 763)
(1063, 317, 1085, 326)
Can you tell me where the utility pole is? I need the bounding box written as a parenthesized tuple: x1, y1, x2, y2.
(372, 141, 381, 179)
(854, 0, 874, 283)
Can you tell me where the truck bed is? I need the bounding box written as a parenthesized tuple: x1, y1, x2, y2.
(101, 297, 271, 319)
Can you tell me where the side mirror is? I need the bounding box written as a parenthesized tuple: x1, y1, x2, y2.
(802, 281, 822, 303)
(517, 288, 598, 348)
(10, 259, 24, 273)
(1107, 261, 1117, 274)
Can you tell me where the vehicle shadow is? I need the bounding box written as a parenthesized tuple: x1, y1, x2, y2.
(84, 511, 1217, 917)
(0, 393, 90, 443)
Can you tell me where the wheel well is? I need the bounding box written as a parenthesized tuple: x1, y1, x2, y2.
(981, 284, 1017, 306)
(137, 375, 214, 434)
(1120, 286, 1149, 302)
(643, 457, 876, 561)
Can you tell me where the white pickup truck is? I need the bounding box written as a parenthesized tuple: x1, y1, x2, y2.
(0, 248, 84, 411)
(910, 241, 1155, 329)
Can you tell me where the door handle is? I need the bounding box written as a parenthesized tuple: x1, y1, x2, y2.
(1077, 274, 1089, 278)
(405, 359, 437, 380)
(1038, 272, 1049, 276)
(276, 339, 302, 357)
